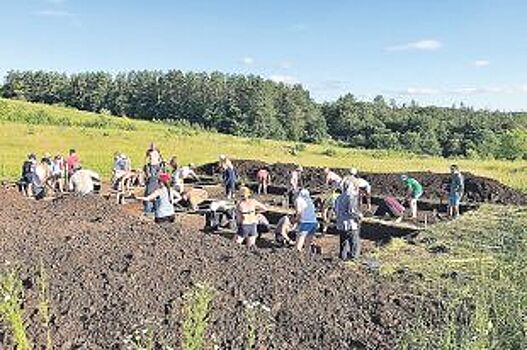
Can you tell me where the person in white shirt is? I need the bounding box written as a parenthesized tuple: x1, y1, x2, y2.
(294, 189, 318, 252)
(324, 168, 342, 188)
(69, 169, 101, 195)
(173, 164, 199, 193)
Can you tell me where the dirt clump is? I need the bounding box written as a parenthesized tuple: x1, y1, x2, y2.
(0, 188, 437, 349)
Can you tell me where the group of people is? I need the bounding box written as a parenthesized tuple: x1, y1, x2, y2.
(17, 144, 466, 261)
(18, 149, 101, 199)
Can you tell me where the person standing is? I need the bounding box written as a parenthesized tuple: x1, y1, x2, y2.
(401, 175, 423, 219)
(448, 164, 464, 218)
(51, 154, 66, 193)
(335, 180, 362, 260)
(220, 155, 237, 199)
(66, 149, 80, 178)
(294, 189, 318, 252)
(256, 167, 271, 195)
(234, 187, 267, 248)
(144, 143, 162, 214)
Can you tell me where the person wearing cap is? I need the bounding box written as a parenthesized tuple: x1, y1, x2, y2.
(401, 174, 423, 219)
(235, 187, 267, 247)
(136, 172, 175, 223)
(324, 168, 342, 188)
(294, 188, 318, 252)
(335, 179, 362, 260)
(256, 166, 271, 195)
(448, 164, 464, 218)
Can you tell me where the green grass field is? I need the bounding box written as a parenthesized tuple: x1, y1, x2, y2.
(1, 97, 526, 192)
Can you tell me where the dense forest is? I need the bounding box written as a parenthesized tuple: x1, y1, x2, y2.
(2, 70, 527, 160)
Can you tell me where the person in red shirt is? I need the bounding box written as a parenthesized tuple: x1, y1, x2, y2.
(66, 149, 80, 178)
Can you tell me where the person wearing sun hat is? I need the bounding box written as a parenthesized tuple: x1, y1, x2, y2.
(137, 172, 175, 223)
(234, 186, 267, 247)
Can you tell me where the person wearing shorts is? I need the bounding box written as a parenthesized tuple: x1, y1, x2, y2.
(294, 189, 318, 252)
(256, 167, 271, 195)
(235, 187, 267, 248)
(401, 175, 423, 219)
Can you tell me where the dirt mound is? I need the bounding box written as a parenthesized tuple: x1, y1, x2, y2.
(0, 189, 437, 349)
(198, 160, 527, 205)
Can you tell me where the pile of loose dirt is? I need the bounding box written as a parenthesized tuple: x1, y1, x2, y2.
(198, 160, 527, 205)
(0, 189, 438, 349)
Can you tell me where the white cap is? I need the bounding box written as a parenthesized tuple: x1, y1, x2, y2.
(350, 168, 358, 176)
(219, 154, 226, 160)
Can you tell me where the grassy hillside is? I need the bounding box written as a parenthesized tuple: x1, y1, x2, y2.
(1, 98, 526, 191)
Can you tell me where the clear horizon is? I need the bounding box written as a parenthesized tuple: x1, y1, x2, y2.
(1, 0, 526, 111)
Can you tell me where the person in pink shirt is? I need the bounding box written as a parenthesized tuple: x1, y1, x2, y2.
(66, 149, 80, 177)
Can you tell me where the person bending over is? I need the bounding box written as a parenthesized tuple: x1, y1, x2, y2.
(234, 187, 267, 248)
(275, 215, 297, 247)
(401, 175, 423, 219)
(324, 168, 342, 188)
(136, 173, 175, 223)
(374, 196, 406, 223)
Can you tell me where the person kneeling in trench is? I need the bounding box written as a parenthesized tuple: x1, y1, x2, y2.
(235, 187, 267, 248)
(294, 189, 318, 252)
(335, 180, 362, 261)
(136, 173, 175, 223)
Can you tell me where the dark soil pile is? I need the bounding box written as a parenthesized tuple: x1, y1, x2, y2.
(0, 189, 437, 349)
(198, 160, 527, 205)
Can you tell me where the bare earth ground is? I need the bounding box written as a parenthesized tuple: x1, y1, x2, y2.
(0, 188, 440, 349)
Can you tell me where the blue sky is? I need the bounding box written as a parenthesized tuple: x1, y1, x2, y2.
(1, 0, 527, 110)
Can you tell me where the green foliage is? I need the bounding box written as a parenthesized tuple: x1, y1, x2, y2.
(321, 148, 338, 157)
(395, 206, 527, 349)
(182, 284, 214, 350)
(0, 272, 30, 350)
(498, 128, 527, 160)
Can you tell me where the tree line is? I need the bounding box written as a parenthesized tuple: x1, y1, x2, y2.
(2, 70, 527, 160)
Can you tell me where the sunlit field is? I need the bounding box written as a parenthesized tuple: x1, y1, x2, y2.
(1, 98, 526, 192)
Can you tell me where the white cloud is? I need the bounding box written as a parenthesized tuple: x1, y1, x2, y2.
(386, 39, 443, 51)
(269, 75, 298, 85)
(241, 57, 254, 66)
(34, 10, 75, 17)
(401, 87, 440, 95)
(474, 60, 490, 67)
(46, 0, 67, 4)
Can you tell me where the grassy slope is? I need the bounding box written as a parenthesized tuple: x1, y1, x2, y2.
(1, 98, 526, 191)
